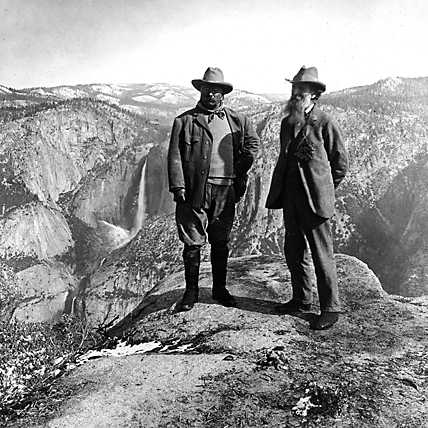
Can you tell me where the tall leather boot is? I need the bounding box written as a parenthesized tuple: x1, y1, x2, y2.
(211, 242, 237, 307)
(179, 245, 201, 311)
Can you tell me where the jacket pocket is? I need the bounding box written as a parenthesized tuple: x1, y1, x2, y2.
(191, 134, 201, 144)
(183, 141, 192, 162)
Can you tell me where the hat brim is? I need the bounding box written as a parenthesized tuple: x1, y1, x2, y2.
(285, 78, 326, 93)
(192, 79, 233, 94)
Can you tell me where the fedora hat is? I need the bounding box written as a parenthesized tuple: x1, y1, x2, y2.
(192, 67, 233, 94)
(285, 66, 326, 92)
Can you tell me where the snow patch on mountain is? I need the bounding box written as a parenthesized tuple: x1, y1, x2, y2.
(88, 84, 126, 97)
(230, 90, 272, 103)
(133, 95, 158, 103)
(53, 87, 88, 98)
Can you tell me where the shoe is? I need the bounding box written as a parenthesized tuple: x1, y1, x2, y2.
(212, 289, 237, 307)
(310, 312, 339, 330)
(211, 245, 236, 307)
(275, 299, 312, 315)
(178, 302, 194, 312)
(177, 288, 199, 312)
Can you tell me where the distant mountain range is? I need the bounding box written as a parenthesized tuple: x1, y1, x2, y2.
(3, 76, 428, 121)
(0, 82, 285, 123)
(329, 76, 428, 99)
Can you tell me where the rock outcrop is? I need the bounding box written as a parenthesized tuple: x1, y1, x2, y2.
(42, 255, 427, 428)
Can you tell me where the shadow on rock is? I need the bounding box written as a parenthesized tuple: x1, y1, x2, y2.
(107, 285, 316, 338)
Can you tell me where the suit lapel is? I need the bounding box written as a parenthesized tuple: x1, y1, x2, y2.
(224, 108, 241, 133)
(224, 108, 241, 150)
(192, 110, 212, 138)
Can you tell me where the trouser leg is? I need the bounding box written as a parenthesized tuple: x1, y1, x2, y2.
(211, 241, 229, 293)
(175, 197, 208, 308)
(207, 184, 236, 294)
(284, 229, 314, 305)
(304, 218, 341, 312)
(283, 191, 314, 305)
(181, 244, 201, 305)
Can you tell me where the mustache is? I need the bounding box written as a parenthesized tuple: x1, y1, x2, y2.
(286, 97, 304, 110)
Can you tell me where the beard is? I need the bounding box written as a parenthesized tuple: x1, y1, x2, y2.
(284, 97, 306, 127)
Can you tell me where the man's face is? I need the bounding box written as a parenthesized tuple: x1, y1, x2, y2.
(200, 85, 224, 109)
(284, 84, 316, 124)
(290, 84, 314, 110)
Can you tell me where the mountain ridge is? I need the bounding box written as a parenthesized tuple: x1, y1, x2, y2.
(3, 74, 428, 101)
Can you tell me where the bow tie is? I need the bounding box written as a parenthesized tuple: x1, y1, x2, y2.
(196, 102, 225, 122)
(208, 109, 225, 122)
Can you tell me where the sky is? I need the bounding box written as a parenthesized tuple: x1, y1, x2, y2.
(1, 0, 428, 94)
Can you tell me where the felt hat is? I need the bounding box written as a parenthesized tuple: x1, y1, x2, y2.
(192, 67, 233, 94)
(286, 66, 326, 92)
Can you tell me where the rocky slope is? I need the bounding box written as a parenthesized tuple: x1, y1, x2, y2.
(29, 255, 427, 428)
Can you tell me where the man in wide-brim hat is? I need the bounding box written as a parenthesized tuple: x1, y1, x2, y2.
(266, 66, 349, 330)
(168, 67, 260, 311)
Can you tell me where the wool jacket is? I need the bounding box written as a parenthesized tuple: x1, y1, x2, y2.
(265, 105, 348, 218)
(168, 106, 260, 209)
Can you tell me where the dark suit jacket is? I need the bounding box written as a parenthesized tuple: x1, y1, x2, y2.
(265, 105, 348, 218)
(168, 106, 260, 209)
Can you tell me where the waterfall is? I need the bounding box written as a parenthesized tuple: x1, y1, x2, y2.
(96, 158, 147, 251)
(132, 160, 147, 233)
(97, 220, 133, 250)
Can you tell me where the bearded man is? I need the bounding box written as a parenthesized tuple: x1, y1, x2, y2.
(168, 67, 260, 311)
(266, 66, 348, 330)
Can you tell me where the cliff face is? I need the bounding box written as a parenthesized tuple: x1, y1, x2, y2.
(0, 99, 162, 321)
